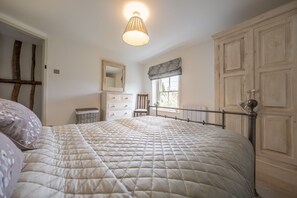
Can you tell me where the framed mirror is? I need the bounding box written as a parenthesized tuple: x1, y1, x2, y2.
(101, 60, 126, 92)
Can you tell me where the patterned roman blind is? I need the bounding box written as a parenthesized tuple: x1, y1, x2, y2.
(147, 57, 182, 80)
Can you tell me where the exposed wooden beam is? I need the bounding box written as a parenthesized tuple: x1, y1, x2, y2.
(11, 84, 21, 102)
(31, 44, 36, 81)
(12, 40, 22, 80)
(29, 85, 36, 110)
(29, 44, 37, 110)
(0, 78, 42, 85)
(11, 40, 22, 101)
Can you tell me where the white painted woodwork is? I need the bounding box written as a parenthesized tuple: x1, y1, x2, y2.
(213, 2, 297, 196)
(100, 92, 133, 121)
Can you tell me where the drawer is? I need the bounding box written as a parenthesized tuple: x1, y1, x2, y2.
(107, 103, 132, 110)
(107, 94, 122, 101)
(107, 110, 132, 120)
(122, 94, 133, 101)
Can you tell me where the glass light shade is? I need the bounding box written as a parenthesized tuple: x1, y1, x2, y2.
(122, 15, 149, 46)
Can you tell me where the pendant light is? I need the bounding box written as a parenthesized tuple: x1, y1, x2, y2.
(122, 11, 149, 46)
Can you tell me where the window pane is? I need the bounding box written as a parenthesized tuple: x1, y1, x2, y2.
(159, 77, 169, 91)
(168, 92, 178, 107)
(159, 92, 169, 106)
(151, 80, 157, 105)
(155, 76, 180, 108)
(170, 76, 179, 91)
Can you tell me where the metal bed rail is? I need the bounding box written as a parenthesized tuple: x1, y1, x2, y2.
(149, 105, 248, 129)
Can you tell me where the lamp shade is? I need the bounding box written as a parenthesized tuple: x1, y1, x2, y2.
(122, 14, 149, 46)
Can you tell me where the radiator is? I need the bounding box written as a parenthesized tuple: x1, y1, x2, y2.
(182, 105, 208, 122)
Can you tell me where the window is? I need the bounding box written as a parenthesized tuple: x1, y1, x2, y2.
(152, 76, 180, 108)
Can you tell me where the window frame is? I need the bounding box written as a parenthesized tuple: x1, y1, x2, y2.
(152, 75, 181, 111)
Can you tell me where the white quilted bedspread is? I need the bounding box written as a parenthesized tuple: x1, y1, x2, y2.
(13, 116, 254, 198)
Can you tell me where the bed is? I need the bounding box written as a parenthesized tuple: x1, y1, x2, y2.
(0, 98, 257, 198)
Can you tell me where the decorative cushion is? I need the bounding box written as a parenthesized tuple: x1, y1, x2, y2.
(0, 132, 24, 198)
(0, 98, 42, 150)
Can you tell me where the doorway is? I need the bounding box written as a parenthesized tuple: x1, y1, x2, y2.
(0, 20, 47, 123)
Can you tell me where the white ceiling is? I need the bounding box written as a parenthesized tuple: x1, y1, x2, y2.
(0, 0, 292, 64)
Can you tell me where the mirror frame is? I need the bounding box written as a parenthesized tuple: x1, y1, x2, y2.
(101, 60, 126, 92)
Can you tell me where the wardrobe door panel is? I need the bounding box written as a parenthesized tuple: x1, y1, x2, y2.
(259, 23, 289, 67)
(260, 71, 290, 108)
(223, 38, 244, 72)
(224, 76, 244, 107)
(216, 30, 253, 136)
(254, 14, 297, 167)
(261, 115, 291, 154)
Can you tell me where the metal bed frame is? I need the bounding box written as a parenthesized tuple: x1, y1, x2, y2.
(149, 99, 259, 197)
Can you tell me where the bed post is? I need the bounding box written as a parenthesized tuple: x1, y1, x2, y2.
(246, 99, 258, 197)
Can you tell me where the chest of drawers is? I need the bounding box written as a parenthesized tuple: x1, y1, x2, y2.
(100, 92, 133, 121)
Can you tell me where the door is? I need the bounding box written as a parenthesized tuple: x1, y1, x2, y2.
(216, 29, 253, 137)
(254, 13, 297, 192)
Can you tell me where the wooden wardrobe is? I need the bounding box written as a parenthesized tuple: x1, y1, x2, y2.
(213, 2, 297, 196)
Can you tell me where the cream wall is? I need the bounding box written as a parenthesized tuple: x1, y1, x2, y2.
(45, 35, 143, 125)
(142, 40, 215, 121)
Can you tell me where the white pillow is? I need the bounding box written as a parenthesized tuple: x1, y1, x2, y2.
(0, 98, 42, 150)
(0, 132, 24, 198)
